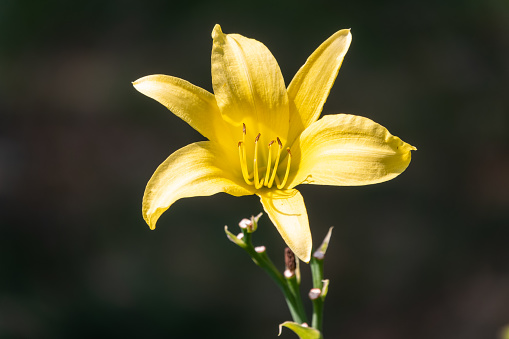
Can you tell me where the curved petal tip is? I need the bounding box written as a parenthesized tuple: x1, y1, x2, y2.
(212, 24, 223, 39)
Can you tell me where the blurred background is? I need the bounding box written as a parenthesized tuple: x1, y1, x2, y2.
(1, 0, 508, 338)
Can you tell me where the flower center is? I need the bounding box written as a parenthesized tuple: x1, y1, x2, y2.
(238, 123, 291, 190)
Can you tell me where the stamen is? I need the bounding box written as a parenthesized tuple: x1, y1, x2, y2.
(253, 133, 263, 189)
(267, 137, 283, 188)
(238, 141, 253, 185)
(274, 175, 281, 187)
(277, 148, 292, 189)
(264, 140, 275, 185)
(237, 125, 292, 190)
(241, 123, 253, 180)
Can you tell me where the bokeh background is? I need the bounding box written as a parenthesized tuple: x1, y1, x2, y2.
(1, 0, 508, 338)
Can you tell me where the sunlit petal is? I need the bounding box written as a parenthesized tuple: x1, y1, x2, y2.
(133, 75, 230, 145)
(259, 189, 311, 262)
(135, 26, 417, 264)
(143, 141, 254, 229)
(211, 24, 289, 145)
(288, 114, 416, 188)
(287, 29, 352, 145)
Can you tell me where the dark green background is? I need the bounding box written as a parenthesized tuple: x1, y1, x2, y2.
(1, 0, 508, 338)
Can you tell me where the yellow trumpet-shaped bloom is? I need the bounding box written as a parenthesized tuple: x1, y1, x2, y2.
(133, 25, 416, 262)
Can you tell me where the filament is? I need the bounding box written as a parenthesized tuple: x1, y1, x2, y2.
(264, 140, 275, 185)
(238, 141, 253, 185)
(267, 138, 282, 188)
(276, 148, 292, 189)
(237, 126, 291, 190)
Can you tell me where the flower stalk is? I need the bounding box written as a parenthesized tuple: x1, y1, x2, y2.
(225, 215, 308, 324)
(226, 218, 338, 338)
(284, 248, 307, 324)
(309, 227, 333, 332)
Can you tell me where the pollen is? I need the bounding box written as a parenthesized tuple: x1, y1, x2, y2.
(238, 125, 291, 190)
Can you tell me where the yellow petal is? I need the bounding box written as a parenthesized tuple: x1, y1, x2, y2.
(259, 189, 311, 262)
(288, 114, 416, 188)
(287, 29, 352, 145)
(143, 141, 254, 229)
(211, 24, 289, 146)
(133, 74, 229, 145)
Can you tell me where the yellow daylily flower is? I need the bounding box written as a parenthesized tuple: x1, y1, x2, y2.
(133, 25, 416, 263)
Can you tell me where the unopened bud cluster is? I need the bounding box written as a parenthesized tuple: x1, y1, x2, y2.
(224, 213, 263, 248)
(225, 221, 334, 333)
(239, 218, 255, 232)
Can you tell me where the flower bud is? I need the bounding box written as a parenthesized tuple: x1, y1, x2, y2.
(284, 269, 295, 279)
(308, 288, 322, 300)
(255, 246, 266, 253)
(239, 218, 253, 230)
(238, 213, 260, 233)
(285, 247, 296, 274)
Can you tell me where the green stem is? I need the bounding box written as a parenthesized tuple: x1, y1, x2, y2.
(241, 231, 308, 324)
(310, 256, 325, 332)
(311, 298, 324, 334)
(285, 274, 307, 324)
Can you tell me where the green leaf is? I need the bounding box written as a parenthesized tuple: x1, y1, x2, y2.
(279, 321, 322, 339)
